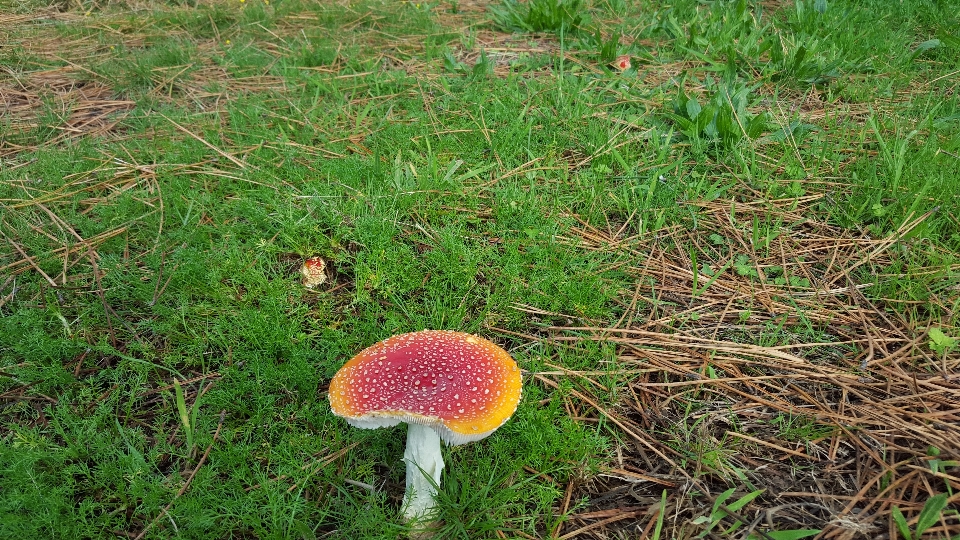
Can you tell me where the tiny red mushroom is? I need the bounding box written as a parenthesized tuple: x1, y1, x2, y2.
(612, 54, 631, 71)
(329, 330, 522, 520)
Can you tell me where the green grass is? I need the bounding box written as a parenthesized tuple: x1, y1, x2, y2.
(2, 0, 959, 538)
(492, 0, 586, 34)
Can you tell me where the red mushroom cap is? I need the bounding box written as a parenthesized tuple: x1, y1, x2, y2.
(301, 256, 327, 288)
(329, 330, 522, 445)
(613, 55, 631, 71)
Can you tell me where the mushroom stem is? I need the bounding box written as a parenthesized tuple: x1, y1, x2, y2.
(402, 423, 444, 521)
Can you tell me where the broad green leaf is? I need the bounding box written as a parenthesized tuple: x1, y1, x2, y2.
(910, 39, 941, 62)
(440, 159, 464, 185)
(916, 493, 949, 536)
(933, 113, 960, 129)
(705, 364, 718, 379)
(892, 506, 912, 540)
(714, 487, 737, 512)
(709, 489, 764, 536)
(792, 46, 808, 72)
(937, 31, 960, 50)
(726, 489, 764, 513)
(929, 327, 956, 354)
(686, 97, 703, 120)
(929, 327, 954, 347)
(174, 379, 190, 431)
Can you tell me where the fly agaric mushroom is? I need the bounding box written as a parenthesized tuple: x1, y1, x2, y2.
(612, 54, 631, 71)
(329, 330, 522, 521)
(301, 256, 327, 288)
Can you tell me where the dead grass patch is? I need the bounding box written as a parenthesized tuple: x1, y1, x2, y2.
(497, 198, 959, 539)
(0, 8, 83, 25)
(0, 67, 135, 157)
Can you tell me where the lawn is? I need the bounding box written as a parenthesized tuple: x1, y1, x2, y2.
(1, 0, 959, 538)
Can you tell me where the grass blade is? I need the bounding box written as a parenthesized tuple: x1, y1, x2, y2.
(652, 490, 667, 540)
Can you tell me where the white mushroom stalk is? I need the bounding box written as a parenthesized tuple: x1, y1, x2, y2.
(328, 330, 523, 523)
(402, 423, 443, 520)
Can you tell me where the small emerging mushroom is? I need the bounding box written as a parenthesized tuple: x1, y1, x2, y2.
(329, 330, 522, 522)
(301, 256, 327, 288)
(612, 54, 631, 71)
